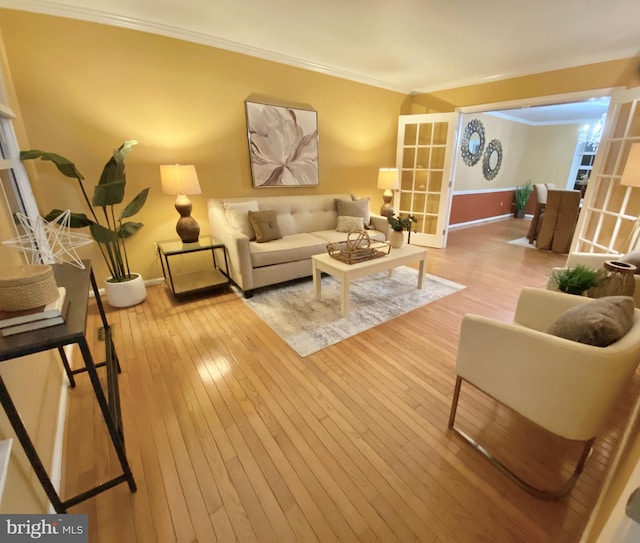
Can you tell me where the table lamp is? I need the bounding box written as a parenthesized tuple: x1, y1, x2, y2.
(377, 168, 399, 217)
(160, 164, 202, 243)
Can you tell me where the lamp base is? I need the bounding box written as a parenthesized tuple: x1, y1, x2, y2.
(175, 195, 200, 243)
(380, 191, 394, 218)
(176, 217, 200, 243)
(380, 203, 394, 218)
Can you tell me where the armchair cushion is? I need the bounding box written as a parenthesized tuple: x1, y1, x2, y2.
(547, 296, 635, 347)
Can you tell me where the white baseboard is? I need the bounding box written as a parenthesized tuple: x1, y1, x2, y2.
(89, 276, 164, 298)
(449, 214, 513, 230)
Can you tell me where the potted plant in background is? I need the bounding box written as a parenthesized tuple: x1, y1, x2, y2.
(513, 180, 533, 218)
(387, 213, 418, 248)
(21, 140, 150, 308)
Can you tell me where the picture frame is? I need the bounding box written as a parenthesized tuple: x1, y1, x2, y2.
(245, 98, 319, 187)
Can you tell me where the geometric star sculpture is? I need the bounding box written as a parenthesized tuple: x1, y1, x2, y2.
(2, 210, 93, 269)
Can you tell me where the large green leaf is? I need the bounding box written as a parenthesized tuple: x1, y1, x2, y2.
(119, 188, 149, 219)
(89, 223, 118, 243)
(92, 179, 125, 207)
(98, 140, 137, 186)
(44, 209, 94, 227)
(118, 221, 143, 238)
(20, 150, 84, 181)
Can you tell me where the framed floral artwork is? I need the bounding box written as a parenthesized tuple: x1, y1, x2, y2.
(245, 99, 319, 187)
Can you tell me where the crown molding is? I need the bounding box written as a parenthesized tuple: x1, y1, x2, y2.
(411, 49, 638, 95)
(0, 0, 411, 94)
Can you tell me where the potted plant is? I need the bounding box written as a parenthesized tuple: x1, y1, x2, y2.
(20, 140, 150, 308)
(513, 180, 533, 218)
(549, 264, 604, 295)
(387, 213, 417, 248)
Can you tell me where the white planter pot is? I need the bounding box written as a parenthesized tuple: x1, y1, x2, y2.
(104, 274, 146, 308)
(389, 231, 404, 249)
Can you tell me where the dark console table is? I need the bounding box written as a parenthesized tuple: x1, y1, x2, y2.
(0, 261, 136, 513)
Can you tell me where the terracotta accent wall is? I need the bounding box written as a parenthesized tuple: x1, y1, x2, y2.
(450, 190, 535, 225)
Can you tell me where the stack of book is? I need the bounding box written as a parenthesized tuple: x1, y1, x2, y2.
(0, 287, 69, 337)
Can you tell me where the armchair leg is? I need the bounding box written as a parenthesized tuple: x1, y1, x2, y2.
(448, 376, 594, 500)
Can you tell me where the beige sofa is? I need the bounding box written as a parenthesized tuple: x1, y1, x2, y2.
(208, 194, 389, 297)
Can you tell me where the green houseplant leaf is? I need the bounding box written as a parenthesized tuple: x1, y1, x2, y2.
(21, 141, 149, 281)
(118, 221, 144, 238)
(550, 264, 604, 295)
(119, 188, 150, 220)
(387, 213, 418, 232)
(93, 180, 126, 207)
(43, 209, 94, 228)
(19, 150, 85, 181)
(513, 180, 533, 212)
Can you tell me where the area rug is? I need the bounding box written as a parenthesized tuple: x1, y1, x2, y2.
(508, 236, 535, 249)
(235, 266, 465, 357)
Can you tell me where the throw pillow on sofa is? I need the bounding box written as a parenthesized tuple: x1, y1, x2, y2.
(336, 197, 371, 228)
(546, 295, 635, 347)
(336, 216, 365, 233)
(248, 210, 282, 243)
(223, 200, 259, 239)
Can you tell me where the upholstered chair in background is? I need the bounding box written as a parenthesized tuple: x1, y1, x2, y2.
(535, 189, 581, 252)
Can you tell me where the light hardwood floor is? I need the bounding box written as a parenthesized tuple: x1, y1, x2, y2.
(61, 219, 640, 542)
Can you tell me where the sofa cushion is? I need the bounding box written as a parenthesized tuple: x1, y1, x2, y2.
(336, 197, 371, 228)
(223, 200, 259, 239)
(248, 210, 282, 243)
(336, 215, 365, 233)
(547, 295, 635, 347)
(250, 233, 328, 268)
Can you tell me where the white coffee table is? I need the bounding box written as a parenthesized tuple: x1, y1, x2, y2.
(312, 244, 428, 316)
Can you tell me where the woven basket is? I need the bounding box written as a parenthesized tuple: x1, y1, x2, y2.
(0, 264, 59, 311)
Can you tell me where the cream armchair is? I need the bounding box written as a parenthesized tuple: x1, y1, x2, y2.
(448, 287, 640, 499)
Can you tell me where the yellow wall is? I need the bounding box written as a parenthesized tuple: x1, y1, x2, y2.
(0, 9, 406, 285)
(415, 57, 640, 110)
(454, 113, 583, 192)
(521, 123, 582, 187)
(0, 23, 64, 512)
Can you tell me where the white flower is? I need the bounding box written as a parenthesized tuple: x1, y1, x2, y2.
(249, 106, 318, 186)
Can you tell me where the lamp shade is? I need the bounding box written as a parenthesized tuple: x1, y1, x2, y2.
(377, 168, 399, 191)
(621, 144, 640, 188)
(160, 164, 202, 195)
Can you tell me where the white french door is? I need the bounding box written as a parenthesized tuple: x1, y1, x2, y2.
(572, 86, 640, 254)
(395, 113, 458, 247)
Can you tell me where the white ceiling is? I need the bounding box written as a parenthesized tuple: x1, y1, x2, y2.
(2, 0, 639, 93)
(487, 97, 611, 125)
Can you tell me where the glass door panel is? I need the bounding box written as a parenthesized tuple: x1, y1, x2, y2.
(396, 113, 457, 247)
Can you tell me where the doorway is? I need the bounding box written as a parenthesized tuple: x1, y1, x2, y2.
(446, 89, 614, 239)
